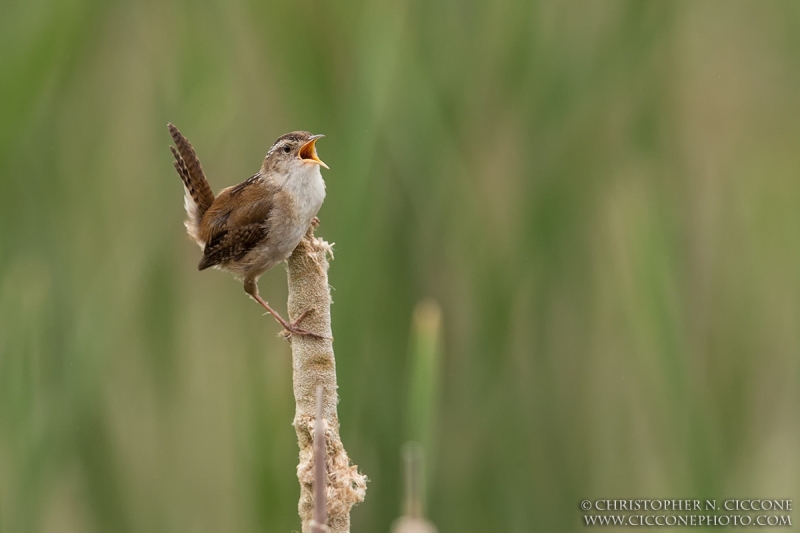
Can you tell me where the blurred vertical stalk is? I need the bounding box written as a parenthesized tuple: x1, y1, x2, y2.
(406, 300, 442, 513)
(402, 443, 424, 518)
(287, 226, 367, 533)
(391, 443, 438, 533)
(392, 300, 442, 533)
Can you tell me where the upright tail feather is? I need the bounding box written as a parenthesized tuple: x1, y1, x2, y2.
(168, 123, 215, 243)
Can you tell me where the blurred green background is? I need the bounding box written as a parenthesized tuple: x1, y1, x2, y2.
(2, 0, 799, 531)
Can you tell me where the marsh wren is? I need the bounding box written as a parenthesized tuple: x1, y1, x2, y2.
(168, 123, 329, 338)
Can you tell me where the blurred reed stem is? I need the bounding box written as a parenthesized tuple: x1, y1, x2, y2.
(404, 299, 443, 516)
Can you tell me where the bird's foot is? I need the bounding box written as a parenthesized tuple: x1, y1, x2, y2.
(279, 308, 325, 340)
(250, 295, 324, 339)
(311, 216, 320, 228)
(247, 289, 326, 340)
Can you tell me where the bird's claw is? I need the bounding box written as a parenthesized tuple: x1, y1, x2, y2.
(278, 308, 326, 340)
(279, 326, 325, 340)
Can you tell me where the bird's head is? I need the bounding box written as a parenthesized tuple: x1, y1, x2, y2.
(262, 131, 328, 176)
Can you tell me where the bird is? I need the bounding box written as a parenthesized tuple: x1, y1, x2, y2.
(167, 123, 329, 338)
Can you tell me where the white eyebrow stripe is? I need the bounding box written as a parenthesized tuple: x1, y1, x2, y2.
(266, 142, 282, 157)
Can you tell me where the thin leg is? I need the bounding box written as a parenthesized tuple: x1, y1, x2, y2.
(243, 280, 323, 339)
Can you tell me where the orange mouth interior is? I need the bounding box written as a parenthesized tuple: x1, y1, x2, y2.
(299, 139, 318, 161)
(298, 137, 329, 169)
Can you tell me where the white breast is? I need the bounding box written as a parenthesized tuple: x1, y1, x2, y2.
(283, 164, 326, 222)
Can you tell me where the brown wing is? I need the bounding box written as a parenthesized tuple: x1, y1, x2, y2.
(196, 176, 275, 270)
(197, 223, 269, 270)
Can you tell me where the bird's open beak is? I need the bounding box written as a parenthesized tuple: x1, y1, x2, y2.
(299, 134, 329, 169)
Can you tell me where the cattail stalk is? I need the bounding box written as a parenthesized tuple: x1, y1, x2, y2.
(311, 385, 329, 533)
(287, 226, 367, 533)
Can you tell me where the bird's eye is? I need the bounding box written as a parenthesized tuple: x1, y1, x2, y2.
(283, 145, 291, 154)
